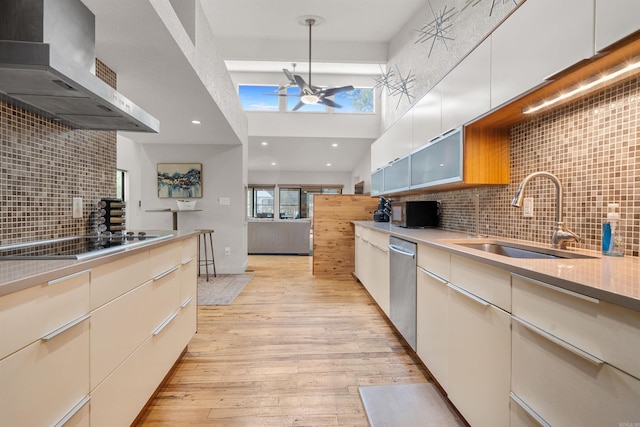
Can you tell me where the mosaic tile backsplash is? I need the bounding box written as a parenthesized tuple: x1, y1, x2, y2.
(0, 62, 117, 245)
(405, 75, 640, 257)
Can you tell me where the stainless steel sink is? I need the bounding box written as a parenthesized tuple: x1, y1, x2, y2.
(450, 240, 597, 259)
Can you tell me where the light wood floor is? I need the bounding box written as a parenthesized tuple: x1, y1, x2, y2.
(134, 255, 430, 426)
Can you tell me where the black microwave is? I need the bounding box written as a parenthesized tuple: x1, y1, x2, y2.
(391, 201, 440, 228)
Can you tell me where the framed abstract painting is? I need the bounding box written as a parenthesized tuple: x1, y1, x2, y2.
(157, 163, 202, 198)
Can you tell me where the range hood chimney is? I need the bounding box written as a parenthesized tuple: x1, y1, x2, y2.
(0, 0, 159, 132)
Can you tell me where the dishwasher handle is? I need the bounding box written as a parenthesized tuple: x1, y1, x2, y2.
(388, 244, 416, 259)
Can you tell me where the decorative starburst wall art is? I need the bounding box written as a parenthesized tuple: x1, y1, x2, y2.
(415, 1, 457, 57)
(462, 0, 518, 16)
(373, 65, 416, 109)
(391, 65, 416, 108)
(373, 64, 395, 96)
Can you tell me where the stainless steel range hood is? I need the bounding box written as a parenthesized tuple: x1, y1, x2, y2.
(0, 0, 159, 132)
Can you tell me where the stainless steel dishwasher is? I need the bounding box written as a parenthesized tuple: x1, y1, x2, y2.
(388, 236, 417, 350)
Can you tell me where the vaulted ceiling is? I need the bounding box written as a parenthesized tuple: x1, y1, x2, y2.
(83, 0, 426, 172)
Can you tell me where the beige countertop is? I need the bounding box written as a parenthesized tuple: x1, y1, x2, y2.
(0, 230, 199, 297)
(354, 221, 640, 312)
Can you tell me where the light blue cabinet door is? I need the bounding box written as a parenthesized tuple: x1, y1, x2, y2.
(383, 156, 410, 193)
(411, 129, 463, 189)
(371, 169, 384, 196)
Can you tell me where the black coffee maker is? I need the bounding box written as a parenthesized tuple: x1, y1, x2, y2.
(373, 197, 391, 222)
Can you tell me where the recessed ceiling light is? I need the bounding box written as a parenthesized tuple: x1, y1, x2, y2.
(271, 162, 276, 166)
(326, 163, 332, 167)
(191, 120, 201, 124)
(331, 143, 338, 147)
(261, 141, 268, 146)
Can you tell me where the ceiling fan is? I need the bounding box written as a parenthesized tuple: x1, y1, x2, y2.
(287, 17, 354, 111)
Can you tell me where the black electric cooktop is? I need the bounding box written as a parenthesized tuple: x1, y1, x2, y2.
(0, 233, 171, 260)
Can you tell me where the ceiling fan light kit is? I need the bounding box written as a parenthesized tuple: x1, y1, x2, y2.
(279, 15, 353, 111)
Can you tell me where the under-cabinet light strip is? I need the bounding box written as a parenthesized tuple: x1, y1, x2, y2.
(523, 59, 640, 114)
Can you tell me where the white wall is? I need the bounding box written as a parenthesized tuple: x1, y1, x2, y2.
(350, 148, 372, 195)
(118, 141, 248, 274)
(117, 135, 143, 228)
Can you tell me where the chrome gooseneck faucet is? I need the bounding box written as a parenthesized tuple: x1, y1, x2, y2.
(511, 171, 581, 249)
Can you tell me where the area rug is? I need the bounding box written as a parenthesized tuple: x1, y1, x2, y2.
(197, 274, 253, 305)
(358, 383, 464, 427)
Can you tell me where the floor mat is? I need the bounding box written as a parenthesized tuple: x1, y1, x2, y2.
(358, 383, 465, 427)
(197, 274, 253, 305)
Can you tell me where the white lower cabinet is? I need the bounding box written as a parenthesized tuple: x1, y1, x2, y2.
(416, 266, 449, 390)
(0, 317, 90, 427)
(354, 226, 390, 315)
(447, 283, 511, 427)
(511, 317, 640, 426)
(511, 273, 640, 426)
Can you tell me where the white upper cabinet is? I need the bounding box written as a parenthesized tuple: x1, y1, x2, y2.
(371, 130, 393, 171)
(393, 110, 413, 160)
(491, 0, 595, 108)
(371, 111, 413, 171)
(440, 38, 491, 132)
(412, 87, 441, 150)
(595, 0, 640, 52)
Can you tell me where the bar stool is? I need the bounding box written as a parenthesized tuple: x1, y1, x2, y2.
(197, 229, 217, 281)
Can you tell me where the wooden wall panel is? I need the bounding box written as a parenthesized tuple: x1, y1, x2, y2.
(312, 195, 379, 277)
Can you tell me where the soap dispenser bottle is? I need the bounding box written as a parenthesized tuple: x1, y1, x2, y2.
(602, 203, 624, 256)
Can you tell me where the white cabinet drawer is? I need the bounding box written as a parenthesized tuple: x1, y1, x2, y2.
(511, 318, 640, 426)
(180, 255, 197, 304)
(450, 254, 511, 311)
(149, 241, 181, 278)
(90, 280, 155, 389)
(181, 235, 198, 261)
(90, 301, 192, 427)
(91, 250, 149, 309)
(416, 266, 449, 390)
(417, 244, 450, 281)
(512, 274, 640, 379)
(149, 264, 182, 329)
(448, 287, 511, 427)
(0, 317, 89, 427)
(367, 229, 389, 249)
(0, 269, 90, 360)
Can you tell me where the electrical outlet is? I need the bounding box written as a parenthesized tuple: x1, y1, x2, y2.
(224, 247, 231, 256)
(72, 197, 83, 218)
(523, 197, 534, 218)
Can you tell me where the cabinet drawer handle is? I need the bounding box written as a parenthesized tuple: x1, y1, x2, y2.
(54, 395, 90, 427)
(181, 296, 193, 308)
(152, 311, 179, 336)
(417, 266, 447, 285)
(153, 265, 180, 281)
(182, 256, 195, 265)
(511, 273, 599, 304)
(48, 269, 91, 286)
(447, 283, 490, 307)
(42, 313, 91, 341)
(512, 316, 604, 366)
(509, 392, 551, 427)
(369, 242, 389, 253)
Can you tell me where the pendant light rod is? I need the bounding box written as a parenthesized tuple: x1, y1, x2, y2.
(306, 18, 315, 87)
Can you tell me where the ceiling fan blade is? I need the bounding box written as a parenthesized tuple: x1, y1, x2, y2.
(293, 74, 310, 91)
(320, 85, 355, 97)
(283, 68, 296, 84)
(292, 100, 306, 111)
(319, 98, 343, 109)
